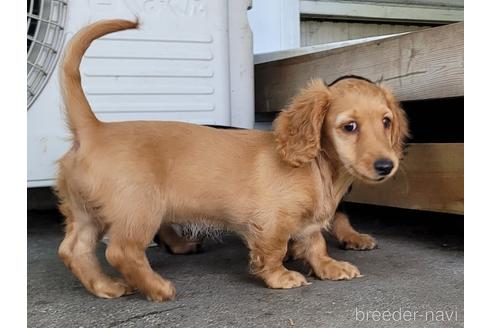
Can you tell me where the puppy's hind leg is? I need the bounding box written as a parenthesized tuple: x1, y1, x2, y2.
(331, 212, 377, 250)
(157, 224, 201, 255)
(105, 211, 176, 302)
(58, 201, 134, 298)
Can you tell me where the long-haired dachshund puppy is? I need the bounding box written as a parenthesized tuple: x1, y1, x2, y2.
(56, 20, 408, 302)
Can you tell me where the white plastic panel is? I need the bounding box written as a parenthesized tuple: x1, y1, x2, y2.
(82, 0, 231, 125)
(248, 0, 300, 54)
(27, 0, 254, 187)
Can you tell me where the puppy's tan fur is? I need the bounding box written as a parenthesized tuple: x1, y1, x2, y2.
(56, 20, 408, 301)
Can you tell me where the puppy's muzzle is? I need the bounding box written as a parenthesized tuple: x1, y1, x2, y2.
(373, 158, 394, 176)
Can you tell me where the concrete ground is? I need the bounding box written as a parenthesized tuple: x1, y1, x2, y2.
(28, 204, 463, 328)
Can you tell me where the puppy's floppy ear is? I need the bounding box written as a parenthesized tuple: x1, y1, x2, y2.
(273, 79, 331, 167)
(380, 85, 409, 158)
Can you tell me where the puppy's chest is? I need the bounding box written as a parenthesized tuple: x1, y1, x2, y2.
(312, 178, 352, 226)
(313, 195, 338, 226)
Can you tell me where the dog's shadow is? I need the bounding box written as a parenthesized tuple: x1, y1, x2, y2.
(150, 233, 322, 286)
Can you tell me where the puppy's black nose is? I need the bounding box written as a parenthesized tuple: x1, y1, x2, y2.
(374, 158, 394, 176)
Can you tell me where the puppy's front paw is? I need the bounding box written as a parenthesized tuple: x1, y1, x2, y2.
(144, 278, 176, 302)
(314, 259, 361, 281)
(265, 269, 309, 289)
(340, 233, 377, 251)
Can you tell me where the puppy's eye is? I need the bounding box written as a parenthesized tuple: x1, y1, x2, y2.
(343, 122, 358, 132)
(383, 117, 391, 129)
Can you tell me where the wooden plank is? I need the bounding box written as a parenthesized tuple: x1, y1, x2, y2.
(255, 34, 403, 64)
(342, 0, 464, 7)
(255, 22, 463, 112)
(300, 0, 464, 23)
(345, 143, 464, 214)
(328, 0, 464, 7)
(300, 20, 429, 46)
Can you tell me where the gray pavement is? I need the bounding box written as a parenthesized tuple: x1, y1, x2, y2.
(28, 204, 463, 328)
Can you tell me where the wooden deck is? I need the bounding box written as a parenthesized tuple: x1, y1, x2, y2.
(255, 22, 463, 112)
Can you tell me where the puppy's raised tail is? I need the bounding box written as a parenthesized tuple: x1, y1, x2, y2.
(61, 19, 138, 137)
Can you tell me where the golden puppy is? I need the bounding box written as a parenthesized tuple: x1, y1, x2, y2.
(56, 20, 408, 302)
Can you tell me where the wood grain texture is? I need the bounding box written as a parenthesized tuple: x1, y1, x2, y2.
(345, 143, 464, 214)
(300, 20, 429, 46)
(300, 0, 464, 23)
(255, 22, 463, 112)
(309, 0, 463, 9)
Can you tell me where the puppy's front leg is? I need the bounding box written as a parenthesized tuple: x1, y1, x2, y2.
(291, 227, 361, 280)
(245, 227, 308, 289)
(331, 212, 377, 250)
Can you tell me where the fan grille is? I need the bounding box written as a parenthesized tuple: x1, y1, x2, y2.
(27, 0, 67, 109)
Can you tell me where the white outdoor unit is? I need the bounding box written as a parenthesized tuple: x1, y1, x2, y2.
(27, 0, 255, 187)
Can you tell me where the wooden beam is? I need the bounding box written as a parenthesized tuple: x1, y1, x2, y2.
(345, 143, 464, 215)
(254, 34, 404, 64)
(300, 0, 464, 24)
(299, 21, 428, 47)
(255, 22, 463, 112)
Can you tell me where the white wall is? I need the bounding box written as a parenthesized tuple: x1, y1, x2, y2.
(248, 0, 300, 54)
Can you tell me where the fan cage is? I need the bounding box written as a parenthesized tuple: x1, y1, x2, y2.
(27, 0, 67, 109)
